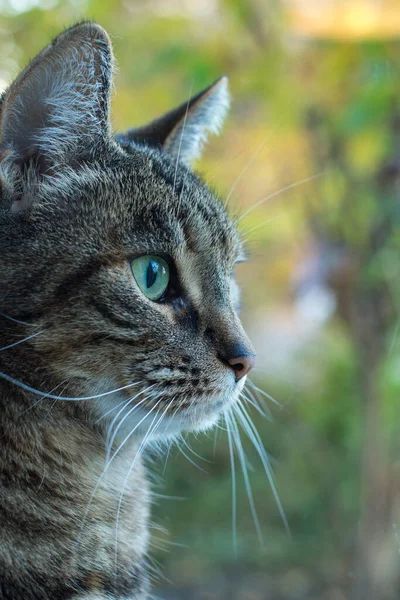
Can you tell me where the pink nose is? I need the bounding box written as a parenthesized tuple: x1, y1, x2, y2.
(227, 354, 256, 381)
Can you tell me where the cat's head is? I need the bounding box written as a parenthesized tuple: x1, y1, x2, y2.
(0, 22, 255, 441)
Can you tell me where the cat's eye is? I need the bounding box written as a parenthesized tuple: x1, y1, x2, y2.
(131, 255, 170, 301)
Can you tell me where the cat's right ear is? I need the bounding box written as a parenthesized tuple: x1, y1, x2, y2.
(0, 22, 113, 212)
(116, 77, 230, 167)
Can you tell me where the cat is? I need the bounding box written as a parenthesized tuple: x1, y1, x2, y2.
(0, 21, 256, 600)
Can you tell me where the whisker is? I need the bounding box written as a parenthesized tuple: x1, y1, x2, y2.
(214, 422, 231, 432)
(105, 395, 149, 463)
(213, 427, 219, 458)
(225, 411, 237, 554)
(0, 330, 43, 352)
(105, 384, 157, 461)
(177, 443, 207, 472)
(224, 133, 274, 208)
(0, 372, 140, 402)
(203, 173, 216, 186)
(204, 143, 256, 189)
(176, 173, 188, 217)
(114, 398, 174, 579)
(247, 378, 281, 407)
(240, 389, 271, 420)
(75, 394, 164, 549)
(162, 441, 172, 476)
(234, 402, 290, 535)
(173, 84, 193, 198)
(94, 395, 136, 424)
(142, 553, 169, 585)
(0, 311, 40, 327)
(181, 436, 211, 464)
(107, 389, 164, 463)
(241, 211, 291, 242)
(245, 384, 273, 416)
(226, 410, 264, 547)
(38, 381, 70, 421)
(236, 173, 323, 224)
(19, 379, 70, 415)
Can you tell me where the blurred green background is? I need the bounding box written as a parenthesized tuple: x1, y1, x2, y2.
(1, 1, 400, 598)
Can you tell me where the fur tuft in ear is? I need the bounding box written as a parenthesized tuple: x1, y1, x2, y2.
(0, 22, 113, 173)
(116, 76, 230, 166)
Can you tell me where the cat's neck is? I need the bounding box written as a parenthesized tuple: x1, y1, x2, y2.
(0, 373, 151, 594)
(0, 369, 149, 525)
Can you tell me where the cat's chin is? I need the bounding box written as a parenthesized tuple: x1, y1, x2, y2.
(153, 396, 229, 438)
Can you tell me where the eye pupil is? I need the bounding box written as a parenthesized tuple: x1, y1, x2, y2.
(146, 260, 159, 289)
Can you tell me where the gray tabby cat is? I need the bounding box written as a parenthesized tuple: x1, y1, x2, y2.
(0, 22, 255, 599)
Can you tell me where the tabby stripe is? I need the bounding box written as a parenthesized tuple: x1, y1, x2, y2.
(88, 297, 135, 329)
(86, 333, 154, 347)
(55, 257, 113, 301)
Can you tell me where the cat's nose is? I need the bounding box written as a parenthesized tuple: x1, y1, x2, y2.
(227, 350, 256, 381)
(206, 312, 256, 381)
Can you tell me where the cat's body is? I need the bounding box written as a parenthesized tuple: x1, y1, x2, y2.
(0, 23, 255, 599)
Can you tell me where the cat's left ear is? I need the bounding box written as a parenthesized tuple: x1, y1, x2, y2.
(116, 77, 230, 166)
(0, 22, 113, 172)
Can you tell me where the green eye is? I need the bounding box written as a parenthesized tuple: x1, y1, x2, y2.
(131, 255, 170, 301)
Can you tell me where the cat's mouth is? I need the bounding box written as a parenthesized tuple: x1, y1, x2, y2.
(94, 375, 245, 445)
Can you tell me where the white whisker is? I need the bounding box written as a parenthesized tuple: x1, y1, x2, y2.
(0, 372, 140, 402)
(241, 211, 291, 242)
(224, 133, 274, 208)
(213, 426, 220, 458)
(95, 396, 135, 424)
(172, 85, 192, 197)
(107, 390, 164, 463)
(226, 410, 264, 547)
(0, 330, 43, 352)
(181, 436, 211, 464)
(236, 173, 323, 223)
(20, 379, 70, 414)
(234, 402, 290, 535)
(225, 412, 237, 553)
(0, 311, 40, 327)
(105, 384, 157, 461)
(113, 398, 175, 579)
(76, 395, 164, 549)
(241, 387, 272, 420)
(177, 443, 206, 472)
(247, 378, 281, 407)
(162, 441, 172, 476)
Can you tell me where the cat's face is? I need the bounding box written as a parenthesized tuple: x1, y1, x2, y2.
(0, 22, 255, 441)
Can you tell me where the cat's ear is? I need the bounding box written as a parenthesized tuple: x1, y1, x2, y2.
(116, 77, 230, 166)
(0, 22, 113, 175)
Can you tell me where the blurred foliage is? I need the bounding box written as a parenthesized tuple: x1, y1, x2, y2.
(1, 0, 400, 598)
